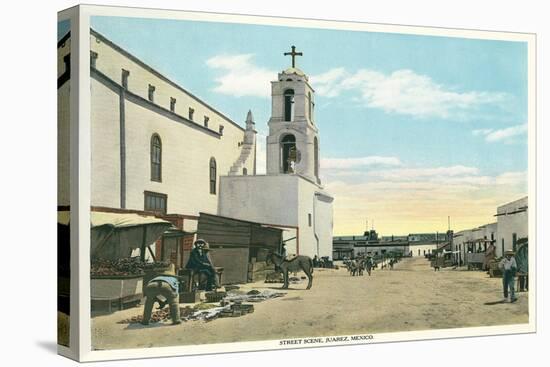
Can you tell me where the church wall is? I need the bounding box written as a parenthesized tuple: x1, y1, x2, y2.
(296, 179, 333, 258)
(218, 175, 299, 227)
(219, 175, 333, 258)
(90, 78, 121, 207)
(86, 30, 256, 216)
(122, 97, 244, 216)
(89, 80, 255, 215)
(90, 31, 243, 138)
(315, 195, 334, 258)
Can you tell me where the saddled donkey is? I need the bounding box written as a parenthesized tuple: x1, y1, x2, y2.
(266, 252, 314, 290)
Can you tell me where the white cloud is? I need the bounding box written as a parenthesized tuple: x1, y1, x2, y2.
(485, 124, 527, 142)
(472, 128, 493, 136)
(471, 123, 527, 143)
(206, 54, 275, 98)
(311, 68, 507, 119)
(321, 156, 401, 169)
(326, 168, 527, 234)
(370, 165, 480, 180)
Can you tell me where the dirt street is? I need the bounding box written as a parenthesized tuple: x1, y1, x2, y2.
(91, 257, 529, 350)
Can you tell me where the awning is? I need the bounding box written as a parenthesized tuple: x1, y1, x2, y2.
(58, 211, 172, 260)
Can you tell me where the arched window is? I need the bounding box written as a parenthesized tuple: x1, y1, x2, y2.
(281, 134, 297, 173)
(209, 157, 217, 195)
(283, 89, 295, 122)
(150, 134, 162, 182)
(314, 137, 319, 179)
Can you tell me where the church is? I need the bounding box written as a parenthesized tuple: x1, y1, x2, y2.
(58, 28, 334, 263)
(219, 49, 334, 258)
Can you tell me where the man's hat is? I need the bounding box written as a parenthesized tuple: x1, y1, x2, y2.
(505, 249, 515, 255)
(194, 239, 207, 247)
(202, 242, 210, 250)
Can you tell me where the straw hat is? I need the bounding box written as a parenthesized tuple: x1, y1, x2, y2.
(505, 249, 515, 255)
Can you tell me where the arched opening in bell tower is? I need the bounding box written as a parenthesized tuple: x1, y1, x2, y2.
(284, 89, 295, 122)
(281, 134, 297, 173)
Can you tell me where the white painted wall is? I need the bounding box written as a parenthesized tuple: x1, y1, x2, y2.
(497, 197, 528, 257)
(266, 70, 320, 184)
(408, 244, 437, 257)
(219, 175, 299, 227)
(219, 175, 334, 258)
(90, 31, 240, 136)
(90, 79, 121, 207)
(79, 32, 255, 216)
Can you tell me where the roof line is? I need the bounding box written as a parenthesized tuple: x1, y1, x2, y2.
(198, 212, 287, 230)
(90, 28, 245, 132)
(91, 67, 222, 139)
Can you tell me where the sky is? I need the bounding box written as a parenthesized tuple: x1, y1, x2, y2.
(87, 16, 529, 236)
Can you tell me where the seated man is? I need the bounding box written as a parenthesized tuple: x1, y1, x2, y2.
(142, 265, 181, 325)
(185, 239, 219, 291)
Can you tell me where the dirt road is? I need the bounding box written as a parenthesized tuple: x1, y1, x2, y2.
(91, 257, 528, 350)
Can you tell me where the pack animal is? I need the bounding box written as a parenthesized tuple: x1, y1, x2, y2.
(266, 252, 314, 290)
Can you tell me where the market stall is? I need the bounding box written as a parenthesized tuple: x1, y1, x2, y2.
(58, 211, 173, 313)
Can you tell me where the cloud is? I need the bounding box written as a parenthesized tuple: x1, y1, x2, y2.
(471, 123, 527, 143)
(320, 156, 527, 234)
(321, 156, 401, 170)
(326, 168, 527, 235)
(311, 68, 507, 119)
(485, 124, 528, 142)
(472, 128, 493, 136)
(370, 165, 480, 180)
(206, 54, 275, 98)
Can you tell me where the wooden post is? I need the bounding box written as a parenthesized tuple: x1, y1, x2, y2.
(140, 226, 147, 262)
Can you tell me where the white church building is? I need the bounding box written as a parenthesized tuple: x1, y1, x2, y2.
(219, 59, 334, 258)
(58, 29, 333, 259)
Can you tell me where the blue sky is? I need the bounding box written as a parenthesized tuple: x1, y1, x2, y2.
(87, 16, 528, 234)
(58, 19, 70, 40)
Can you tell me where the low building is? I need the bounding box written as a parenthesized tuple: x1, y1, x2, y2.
(452, 196, 527, 265)
(496, 196, 528, 256)
(332, 231, 447, 259)
(408, 232, 448, 257)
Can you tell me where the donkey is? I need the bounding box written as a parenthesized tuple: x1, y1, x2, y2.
(266, 252, 314, 290)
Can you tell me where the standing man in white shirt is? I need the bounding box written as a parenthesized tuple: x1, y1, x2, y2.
(498, 249, 518, 303)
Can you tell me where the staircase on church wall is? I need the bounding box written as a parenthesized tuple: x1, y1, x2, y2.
(228, 131, 255, 176)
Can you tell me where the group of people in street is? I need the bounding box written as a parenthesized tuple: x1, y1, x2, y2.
(138, 242, 521, 326)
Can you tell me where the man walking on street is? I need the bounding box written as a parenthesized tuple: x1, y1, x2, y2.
(499, 249, 518, 303)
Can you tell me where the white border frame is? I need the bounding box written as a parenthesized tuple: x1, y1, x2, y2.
(58, 4, 536, 362)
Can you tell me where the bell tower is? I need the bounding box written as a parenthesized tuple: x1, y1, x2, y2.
(266, 46, 321, 185)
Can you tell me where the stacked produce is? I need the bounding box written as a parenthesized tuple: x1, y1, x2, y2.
(91, 258, 172, 277)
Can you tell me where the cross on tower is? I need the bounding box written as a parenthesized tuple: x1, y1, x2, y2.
(284, 45, 303, 68)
